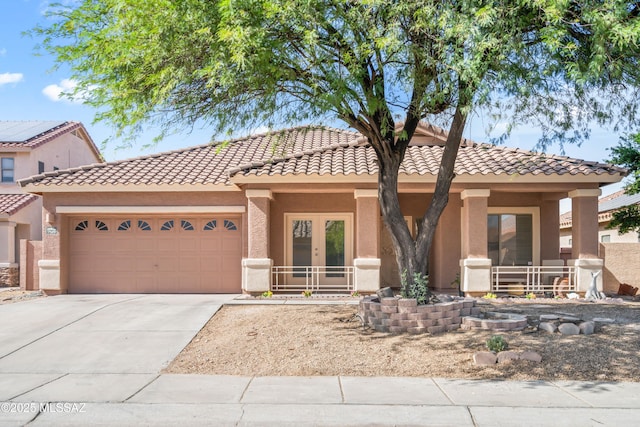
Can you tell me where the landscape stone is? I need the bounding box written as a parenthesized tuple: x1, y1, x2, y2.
(559, 316, 581, 323)
(558, 323, 580, 335)
(539, 322, 557, 333)
(497, 351, 520, 363)
(520, 351, 542, 363)
(592, 317, 615, 323)
(381, 297, 398, 306)
(381, 306, 397, 314)
(539, 314, 559, 321)
(579, 321, 595, 335)
(376, 287, 394, 299)
(474, 352, 497, 366)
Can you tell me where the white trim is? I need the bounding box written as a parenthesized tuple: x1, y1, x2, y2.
(488, 207, 541, 266)
(55, 205, 246, 214)
(245, 189, 273, 199)
(568, 188, 602, 198)
(354, 189, 378, 199)
(461, 189, 490, 200)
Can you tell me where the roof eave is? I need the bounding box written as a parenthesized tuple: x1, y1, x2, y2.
(21, 183, 242, 194)
(230, 172, 626, 185)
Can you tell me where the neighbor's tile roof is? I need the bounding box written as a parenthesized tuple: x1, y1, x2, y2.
(19, 125, 625, 189)
(560, 189, 640, 227)
(0, 121, 87, 149)
(0, 194, 39, 215)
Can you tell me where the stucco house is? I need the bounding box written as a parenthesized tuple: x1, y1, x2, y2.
(0, 121, 102, 286)
(19, 123, 625, 295)
(560, 190, 640, 247)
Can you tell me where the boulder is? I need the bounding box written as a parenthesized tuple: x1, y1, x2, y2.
(538, 322, 557, 333)
(579, 321, 595, 335)
(474, 351, 497, 366)
(558, 323, 580, 335)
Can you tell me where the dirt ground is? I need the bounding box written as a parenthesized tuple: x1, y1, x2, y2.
(0, 289, 44, 304)
(167, 298, 640, 382)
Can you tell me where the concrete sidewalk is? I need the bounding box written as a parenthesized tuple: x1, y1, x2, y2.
(1, 374, 639, 426)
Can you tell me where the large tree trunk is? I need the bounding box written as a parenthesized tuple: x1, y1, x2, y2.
(377, 106, 468, 302)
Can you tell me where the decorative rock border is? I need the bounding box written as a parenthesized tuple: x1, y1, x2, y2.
(474, 350, 542, 366)
(461, 312, 528, 332)
(359, 296, 477, 334)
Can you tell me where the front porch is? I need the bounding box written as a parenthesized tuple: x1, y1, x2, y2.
(241, 187, 606, 297)
(272, 265, 355, 293)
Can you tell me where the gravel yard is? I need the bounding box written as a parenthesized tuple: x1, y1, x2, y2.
(167, 298, 640, 382)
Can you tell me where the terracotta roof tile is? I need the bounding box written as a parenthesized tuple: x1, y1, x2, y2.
(0, 193, 39, 215)
(19, 124, 625, 189)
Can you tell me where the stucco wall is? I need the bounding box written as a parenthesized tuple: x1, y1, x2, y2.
(269, 192, 356, 267)
(19, 239, 41, 290)
(600, 243, 640, 293)
(29, 132, 101, 176)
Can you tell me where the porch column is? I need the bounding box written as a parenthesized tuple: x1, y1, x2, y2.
(540, 195, 561, 261)
(242, 189, 273, 293)
(0, 221, 18, 287)
(460, 189, 491, 295)
(568, 189, 603, 294)
(354, 189, 381, 292)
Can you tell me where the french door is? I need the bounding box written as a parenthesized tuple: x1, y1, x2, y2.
(285, 213, 353, 287)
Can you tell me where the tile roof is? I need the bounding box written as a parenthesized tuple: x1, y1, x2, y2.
(20, 126, 362, 188)
(19, 124, 625, 189)
(559, 189, 640, 228)
(0, 193, 39, 215)
(598, 190, 640, 213)
(230, 140, 625, 179)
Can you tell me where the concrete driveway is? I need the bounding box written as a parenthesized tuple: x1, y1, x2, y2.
(0, 294, 235, 375)
(0, 294, 236, 407)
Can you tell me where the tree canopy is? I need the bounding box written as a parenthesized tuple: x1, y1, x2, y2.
(608, 133, 640, 234)
(35, 0, 640, 298)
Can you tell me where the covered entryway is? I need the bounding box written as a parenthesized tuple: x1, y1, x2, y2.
(68, 215, 242, 293)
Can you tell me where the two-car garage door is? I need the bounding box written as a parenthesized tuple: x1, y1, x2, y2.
(68, 215, 242, 293)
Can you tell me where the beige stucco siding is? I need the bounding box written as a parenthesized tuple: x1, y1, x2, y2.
(269, 192, 357, 267)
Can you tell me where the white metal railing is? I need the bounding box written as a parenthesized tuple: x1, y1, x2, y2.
(491, 265, 576, 294)
(272, 266, 354, 293)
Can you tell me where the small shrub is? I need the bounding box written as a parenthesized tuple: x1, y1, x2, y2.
(401, 270, 430, 305)
(525, 292, 536, 300)
(483, 292, 498, 299)
(261, 290, 273, 298)
(350, 291, 360, 297)
(301, 290, 313, 298)
(486, 335, 509, 353)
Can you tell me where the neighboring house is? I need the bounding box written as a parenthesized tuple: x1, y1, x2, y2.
(0, 121, 102, 286)
(560, 190, 640, 247)
(19, 123, 625, 295)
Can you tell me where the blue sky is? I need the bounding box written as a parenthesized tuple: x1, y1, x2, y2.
(0, 0, 629, 208)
